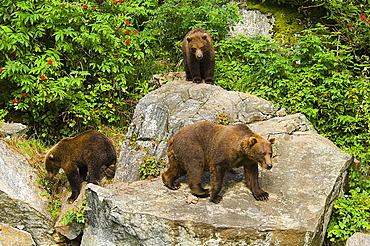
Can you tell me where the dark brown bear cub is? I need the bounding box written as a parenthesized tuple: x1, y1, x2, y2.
(45, 130, 117, 202)
(182, 28, 215, 84)
(162, 121, 276, 203)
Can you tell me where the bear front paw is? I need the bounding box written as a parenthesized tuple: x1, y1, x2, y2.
(210, 195, 223, 204)
(205, 78, 214, 84)
(67, 194, 78, 203)
(192, 78, 202, 83)
(253, 190, 269, 201)
(165, 181, 181, 190)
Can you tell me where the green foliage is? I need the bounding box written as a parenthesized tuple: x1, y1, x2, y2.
(327, 188, 370, 242)
(60, 199, 86, 225)
(327, 167, 370, 242)
(37, 170, 55, 194)
(139, 156, 165, 179)
(0, 0, 152, 142)
(48, 199, 62, 220)
(217, 112, 230, 125)
(260, 0, 370, 63)
(325, 0, 370, 67)
(143, 0, 240, 62)
(216, 25, 369, 152)
(0, 0, 240, 143)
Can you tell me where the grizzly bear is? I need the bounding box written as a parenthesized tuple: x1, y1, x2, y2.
(162, 121, 276, 203)
(45, 130, 117, 202)
(182, 28, 215, 84)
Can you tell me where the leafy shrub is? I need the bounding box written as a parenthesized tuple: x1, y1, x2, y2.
(139, 156, 165, 179)
(327, 188, 370, 242)
(60, 199, 86, 225)
(216, 25, 369, 151)
(262, 0, 370, 66)
(142, 0, 240, 62)
(217, 112, 230, 125)
(0, 0, 240, 143)
(48, 199, 62, 220)
(0, 0, 155, 142)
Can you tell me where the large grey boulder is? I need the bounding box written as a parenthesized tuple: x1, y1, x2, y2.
(0, 140, 58, 246)
(0, 122, 27, 137)
(346, 232, 370, 246)
(82, 113, 352, 246)
(115, 76, 285, 182)
(0, 222, 36, 246)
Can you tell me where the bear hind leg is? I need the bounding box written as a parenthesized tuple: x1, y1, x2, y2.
(87, 165, 101, 185)
(79, 166, 88, 181)
(188, 168, 209, 197)
(209, 165, 226, 203)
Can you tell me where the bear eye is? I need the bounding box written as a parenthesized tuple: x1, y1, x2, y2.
(191, 48, 196, 53)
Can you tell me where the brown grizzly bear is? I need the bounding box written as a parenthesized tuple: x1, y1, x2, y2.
(162, 121, 276, 203)
(182, 28, 215, 84)
(45, 130, 117, 202)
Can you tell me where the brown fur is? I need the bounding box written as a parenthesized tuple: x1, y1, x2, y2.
(182, 28, 215, 84)
(162, 121, 276, 203)
(45, 130, 117, 202)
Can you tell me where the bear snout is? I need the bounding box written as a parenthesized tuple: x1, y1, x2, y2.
(46, 172, 55, 181)
(196, 54, 203, 60)
(195, 50, 203, 60)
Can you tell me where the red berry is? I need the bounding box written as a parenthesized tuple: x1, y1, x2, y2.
(41, 75, 47, 80)
(47, 60, 53, 64)
(22, 93, 27, 97)
(125, 39, 130, 44)
(82, 4, 87, 9)
(12, 99, 18, 103)
(125, 30, 130, 35)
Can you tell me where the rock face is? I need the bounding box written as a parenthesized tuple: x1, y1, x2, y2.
(346, 232, 370, 246)
(82, 77, 352, 245)
(0, 222, 36, 246)
(0, 140, 57, 246)
(0, 122, 27, 137)
(229, 9, 275, 38)
(115, 75, 285, 182)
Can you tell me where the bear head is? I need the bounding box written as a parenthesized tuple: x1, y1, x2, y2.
(242, 135, 276, 170)
(44, 147, 62, 180)
(186, 32, 209, 60)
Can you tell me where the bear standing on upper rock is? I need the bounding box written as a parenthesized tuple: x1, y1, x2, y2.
(45, 130, 117, 202)
(182, 28, 215, 84)
(162, 121, 276, 203)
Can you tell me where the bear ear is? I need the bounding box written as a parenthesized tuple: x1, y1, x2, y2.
(202, 33, 207, 40)
(249, 137, 258, 146)
(186, 36, 192, 42)
(269, 138, 276, 144)
(48, 154, 54, 161)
